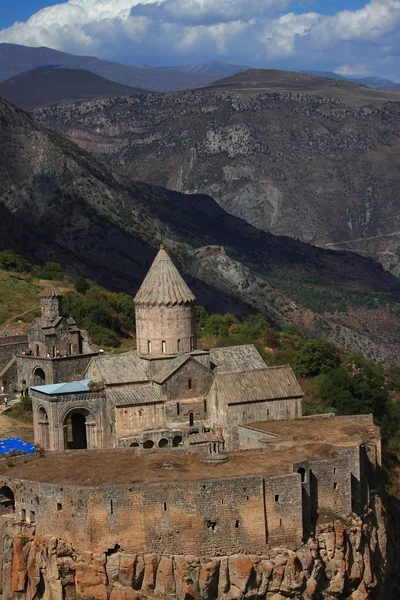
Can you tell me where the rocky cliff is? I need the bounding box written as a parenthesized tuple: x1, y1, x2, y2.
(0, 496, 389, 600)
(33, 73, 400, 274)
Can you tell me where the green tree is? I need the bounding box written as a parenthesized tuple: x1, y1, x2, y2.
(38, 261, 64, 280)
(0, 250, 31, 273)
(293, 340, 341, 378)
(204, 314, 228, 337)
(195, 306, 209, 328)
(75, 277, 90, 294)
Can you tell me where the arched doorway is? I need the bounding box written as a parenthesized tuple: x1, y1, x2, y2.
(172, 435, 182, 447)
(64, 411, 88, 449)
(33, 368, 46, 386)
(0, 486, 15, 514)
(143, 440, 154, 449)
(38, 407, 50, 449)
(158, 438, 168, 448)
(130, 442, 139, 448)
(297, 468, 307, 483)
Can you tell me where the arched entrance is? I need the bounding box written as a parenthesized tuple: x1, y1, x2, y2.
(0, 486, 15, 514)
(64, 411, 89, 450)
(38, 407, 50, 449)
(172, 435, 182, 447)
(33, 368, 46, 386)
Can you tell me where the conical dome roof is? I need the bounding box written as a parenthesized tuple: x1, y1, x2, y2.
(40, 285, 61, 298)
(134, 246, 195, 307)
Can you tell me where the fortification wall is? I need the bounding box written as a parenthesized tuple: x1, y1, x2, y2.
(0, 471, 306, 555)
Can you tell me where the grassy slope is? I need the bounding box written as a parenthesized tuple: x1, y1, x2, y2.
(0, 271, 74, 331)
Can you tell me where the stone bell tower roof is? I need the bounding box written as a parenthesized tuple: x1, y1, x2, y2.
(134, 246, 195, 307)
(40, 285, 61, 299)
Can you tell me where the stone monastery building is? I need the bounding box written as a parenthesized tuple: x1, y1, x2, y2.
(29, 246, 303, 452)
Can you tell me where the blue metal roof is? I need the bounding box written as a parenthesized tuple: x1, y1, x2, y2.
(30, 379, 93, 395)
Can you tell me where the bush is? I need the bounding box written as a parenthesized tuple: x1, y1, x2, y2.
(293, 340, 341, 378)
(37, 261, 64, 280)
(0, 250, 31, 273)
(89, 325, 120, 348)
(75, 277, 90, 294)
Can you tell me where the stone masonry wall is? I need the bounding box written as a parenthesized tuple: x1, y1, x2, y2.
(0, 494, 388, 600)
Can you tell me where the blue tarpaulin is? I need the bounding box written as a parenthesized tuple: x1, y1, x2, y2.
(0, 438, 36, 455)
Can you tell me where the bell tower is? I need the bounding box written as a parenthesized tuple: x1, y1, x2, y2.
(40, 285, 62, 322)
(134, 246, 196, 355)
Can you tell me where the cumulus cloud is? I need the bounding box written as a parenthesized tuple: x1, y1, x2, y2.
(0, 0, 399, 79)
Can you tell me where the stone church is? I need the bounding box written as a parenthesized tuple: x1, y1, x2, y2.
(30, 246, 303, 452)
(0, 286, 95, 394)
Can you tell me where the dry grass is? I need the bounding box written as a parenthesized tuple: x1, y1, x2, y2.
(0, 412, 34, 443)
(0, 440, 342, 486)
(247, 414, 379, 445)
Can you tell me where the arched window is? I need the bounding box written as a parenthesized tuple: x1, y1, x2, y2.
(33, 368, 46, 386)
(147, 340, 152, 353)
(172, 435, 182, 447)
(188, 378, 192, 390)
(189, 412, 194, 427)
(177, 339, 181, 352)
(0, 486, 15, 514)
(161, 341, 166, 354)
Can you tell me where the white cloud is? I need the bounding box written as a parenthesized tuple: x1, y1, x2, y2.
(0, 0, 399, 78)
(334, 64, 369, 76)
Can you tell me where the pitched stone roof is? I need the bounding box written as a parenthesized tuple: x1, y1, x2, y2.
(40, 285, 61, 298)
(85, 351, 149, 385)
(107, 386, 162, 407)
(134, 246, 195, 307)
(213, 366, 303, 405)
(152, 354, 191, 384)
(210, 344, 266, 373)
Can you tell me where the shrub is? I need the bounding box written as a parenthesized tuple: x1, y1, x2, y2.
(0, 250, 31, 273)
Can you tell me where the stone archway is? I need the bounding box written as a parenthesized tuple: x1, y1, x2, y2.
(0, 486, 15, 514)
(37, 407, 50, 449)
(63, 410, 90, 450)
(33, 368, 46, 386)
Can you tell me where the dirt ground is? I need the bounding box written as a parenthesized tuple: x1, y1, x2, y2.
(0, 412, 34, 443)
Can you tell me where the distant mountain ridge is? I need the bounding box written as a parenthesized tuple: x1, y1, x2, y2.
(157, 61, 249, 76)
(0, 68, 144, 109)
(0, 43, 218, 92)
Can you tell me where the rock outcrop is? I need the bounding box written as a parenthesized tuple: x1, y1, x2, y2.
(0, 499, 390, 600)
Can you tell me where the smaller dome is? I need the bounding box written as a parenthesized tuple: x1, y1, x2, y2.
(40, 285, 61, 299)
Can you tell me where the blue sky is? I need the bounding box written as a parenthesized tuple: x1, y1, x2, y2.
(0, 0, 399, 79)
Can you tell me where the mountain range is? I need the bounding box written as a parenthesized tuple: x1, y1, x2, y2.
(0, 43, 217, 92)
(2, 95, 400, 364)
(33, 68, 400, 278)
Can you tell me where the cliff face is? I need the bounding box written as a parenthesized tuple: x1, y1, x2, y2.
(0, 497, 389, 600)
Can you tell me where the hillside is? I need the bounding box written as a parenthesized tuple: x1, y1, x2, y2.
(200, 69, 400, 105)
(0, 43, 218, 92)
(0, 68, 145, 108)
(33, 68, 400, 275)
(2, 96, 400, 363)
